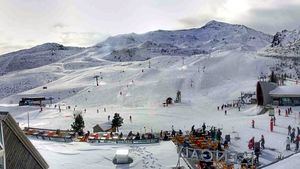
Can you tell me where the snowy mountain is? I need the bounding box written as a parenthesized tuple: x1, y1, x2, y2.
(0, 43, 83, 75)
(94, 20, 272, 61)
(261, 29, 300, 57)
(0, 20, 274, 99)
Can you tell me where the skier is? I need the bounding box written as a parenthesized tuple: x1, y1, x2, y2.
(295, 135, 300, 151)
(97, 109, 99, 113)
(254, 144, 260, 164)
(108, 115, 110, 121)
(288, 125, 292, 135)
(297, 127, 300, 136)
(286, 136, 291, 150)
(285, 110, 288, 117)
(278, 109, 281, 116)
(216, 129, 222, 141)
(270, 118, 274, 132)
(104, 107, 106, 112)
(202, 123, 206, 133)
(224, 110, 227, 115)
(129, 115, 132, 122)
(291, 128, 295, 143)
(273, 116, 276, 126)
(248, 137, 255, 150)
(260, 135, 265, 149)
(119, 132, 123, 139)
(252, 120, 255, 128)
(191, 125, 195, 133)
(171, 129, 176, 137)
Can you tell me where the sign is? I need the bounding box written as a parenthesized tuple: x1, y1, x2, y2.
(178, 146, 254, 164)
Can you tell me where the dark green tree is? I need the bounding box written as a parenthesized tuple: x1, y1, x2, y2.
(71, 114, 85, 135)
(111, 113, 123, 132)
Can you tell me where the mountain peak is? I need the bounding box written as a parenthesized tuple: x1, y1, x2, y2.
(204, 20, 229, 27)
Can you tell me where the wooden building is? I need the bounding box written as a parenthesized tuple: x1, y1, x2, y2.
(0, 111, 49, 169)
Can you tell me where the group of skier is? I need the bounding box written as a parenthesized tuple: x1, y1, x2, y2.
(248, 135, 265, 164)
(217, 104, 229, 115)
(286, 125, 300, 151)
(190, 123, 223, 141)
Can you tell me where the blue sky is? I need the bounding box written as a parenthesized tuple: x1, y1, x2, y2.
(0, 0, 300, 54)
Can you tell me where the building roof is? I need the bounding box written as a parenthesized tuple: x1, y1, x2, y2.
(270, 86, 300, 97)
(0, 112, 49, 169)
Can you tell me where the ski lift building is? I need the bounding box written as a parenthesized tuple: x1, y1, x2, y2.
(269, 86, 300, 106)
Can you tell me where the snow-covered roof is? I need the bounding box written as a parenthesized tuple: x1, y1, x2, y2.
(269, 86, 300, 97)
(116, 149, 129, 156)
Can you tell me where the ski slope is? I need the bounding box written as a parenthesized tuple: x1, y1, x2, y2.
(1, 49, 300, 168)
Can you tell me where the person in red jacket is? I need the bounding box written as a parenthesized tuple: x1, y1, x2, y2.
(270, 118, 274, 132)
(248, 137, 255, 150)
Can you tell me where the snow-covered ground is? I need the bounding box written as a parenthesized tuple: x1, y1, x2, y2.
(0, 50, 299, 168)
(265, 152, 300, 169)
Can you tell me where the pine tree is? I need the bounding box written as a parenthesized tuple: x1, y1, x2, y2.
(111, 113, 123, 132)
(71, 114, 85, 135)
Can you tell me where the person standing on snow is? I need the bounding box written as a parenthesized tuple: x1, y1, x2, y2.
(252, 120, 255, 128)
(286, 136, 291, 150)
(270, 118, 274, 132)
(260, 135, 265, 149)
(202, 123, 206, 133)
(254, 145, 260, 164)
(288, 125, 292, 135)
(248, 137, 255, 150)
(295, 135, 300, 151)
(191, 125, 195, 133)
(291, 128, 295, 143)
